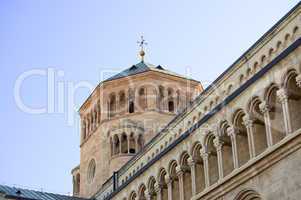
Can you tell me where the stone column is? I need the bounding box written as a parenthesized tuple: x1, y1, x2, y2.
(213, 137, 224, 180)
(125, 93, 129, 114)
(200, 150, 210, 188)
(118, 135, 122, 155)
(277, 88, 292, 135)
(87, 116, 91, 133)
(163, 90, 168, 112)
(91, 115, 94, 131)
(145, 193, 152, 200)
(85, 119, 89, 137)
(94, 112, 97, 129)
(242, 115, 256, 158)
(128, 88, 134, 113)
(187, 157, 197, 196)
(116, 95, 120, 116)
(90, 115, 93, 132)
(177, 93, 182, 113)
(147, 87, 156, 111)
(97, 108, 100, 126)
(227, 127, 239, 169)
(127, 136, 130, 154)
(259, 101, 273, 147)
(135, 136, 139, 153)
(100, 98, 108, 119)
(93, 112, 97, 130)
(155, 184, 162, 200)
(139, 195, 147, 200)
(176, 166, 185, 200)
(165, 176, 173, 200)
(112, 137, 115, 156)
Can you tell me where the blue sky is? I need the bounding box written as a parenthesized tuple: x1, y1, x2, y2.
(0, 0, 299, 195)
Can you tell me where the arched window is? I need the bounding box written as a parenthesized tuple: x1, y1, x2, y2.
(129, 101, 135, 113)
(121, 133, 128, 154)
(148, 177, 157, 200)
(129, 133, 136, 154)
(266, 85, 285, 144)
(233, 110, 250, 166)
(157, 168, 168, 200)
(113, 135, 120, 155)
(158, 85, 165, 111)
(176, 90, 181, 112)
(129, 89, 135, 113)
(97, 101, 101, 123)
(168, 101, 174, 112)
(249, 97, 268, 156)
(206, 134, 219, 185)
(90, 112, 94, 131)
(168, 160, 179, 200)
(87, 159, 96, 184)
(138, 88, 147, 111)
(93, 109, 98, 130)
(119, 91, 126, 114)
(220, 121, 234, 176)
(180, 152, 192, 200)
(191, 143, 205, 193)
(88, 114, 92, 133)
(138, 184, 146, 200)
(286, 72, 301, 132)
(168, 88, 175, 113)
(109, 93, 116, 117)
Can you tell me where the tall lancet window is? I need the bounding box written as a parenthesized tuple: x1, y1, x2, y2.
(129, 89, 135, 113)
(109, 93, 116, 118)
(138, 87, 147, 111)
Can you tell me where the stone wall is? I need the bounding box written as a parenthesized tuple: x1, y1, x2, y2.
(95, 3, 301, 200)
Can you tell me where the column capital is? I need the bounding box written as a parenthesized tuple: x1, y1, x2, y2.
(259, 101, 270, 114)
(175, 166, 184, 176)
(296, 74, 301, 88)
(187, 157, 195, 167)
(200, 149, 209, 159)
(165, 175, 173, 185)
(276, 88, 289, 103)
(213, 137, 223, 151)
(242, 114, 254, 128)
(226, 126, 237, 137)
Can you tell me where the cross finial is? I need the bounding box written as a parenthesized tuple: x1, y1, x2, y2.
(137, 36, 147, 62)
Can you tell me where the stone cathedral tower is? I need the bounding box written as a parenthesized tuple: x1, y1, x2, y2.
(71, 49, 203, 198)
